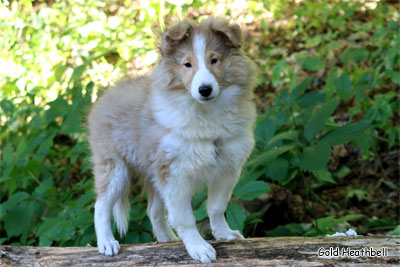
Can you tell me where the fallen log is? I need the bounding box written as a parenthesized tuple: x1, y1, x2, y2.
(1, 236, 399, 266)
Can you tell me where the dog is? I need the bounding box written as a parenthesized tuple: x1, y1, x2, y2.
(88, 17, 257, 263)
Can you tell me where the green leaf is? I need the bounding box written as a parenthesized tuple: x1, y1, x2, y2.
(46, 219, 75, 242)
(69, 65, 86, 84)
(268, 130, 299, 145)
(74, 191, 94, 212)
(74, 212, 93, 231)
(244, 212, 263, 225)
(39, 236, 53, 247)
(341, 47, 369, 64)
(19, 133, 47, 161)
(194, 200, 207, 221)
(281, 169, 299, 186)
(233, 180, 270, 200)
(15, 136, 28, 165)
(272, 59, 288, 87)
(325, 67, 338, 97)
(327, 214, 364, 230)
(77, 231, 95, 246)
(387, 225, 400, 236)
(299, 142, 331, 171)
(305, 35, 322, 48)
(192, 190, 207, 209)
(320, 120, 371, 146)
(346, 189, 370, 202)
(46, 97, 69, 125)
(142, 217, 153, 233)
(254, 118, 276, 146)
(301, 57, 325, 71)
(60, 112, 81, 134)
(267, 223, 305, 237)
(314, 215, 335, 231)
(37, 217, 57, 237)
(226, 203, 245, 233)
(246, 145, 296, 167)
(291, 77, 313, 100)
(388, 70, 400, 84)
(304, 98, 338, 142)
(0, 192, 30, 218)
(296, 92, 326, 108)
(54, 65, 67, 81)
(0, 99, 15, 116)
(1, 142, 15, 181)
(308, 214, 364, 236)
(265, 158, 289, 183)
(313, 169, 336, 183)
(36, 134, 55, 159)
(139, 232, 153, 243)
(239, 169, 265, 184)
(4, 202, 34, 237)
(124, 231, 140, 244)
(336, 72, 352, 101)
(335, 166, 351, 179)
(130, 203, 147, 221)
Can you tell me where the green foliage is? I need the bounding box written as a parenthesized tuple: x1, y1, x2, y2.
(267, 223, 306, 237)
(1, 0, 398, 246)
(247, 79, 371, 186)
(300, 57, 326, 72)
(233, 181, 270, 201)
(226, 203, 246, 233)
(268, 214, 364, 237)
(387, 225, 400, 236)
(0, 73, 96, 246)
(364, 217, 399, 235)
(246, 0, 398, 236)
(346, 188, 370, 203)
(305, 214, 364, 237)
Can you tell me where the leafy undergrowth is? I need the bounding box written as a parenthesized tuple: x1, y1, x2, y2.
(238, 0, 400, 237)
(0, 0, 399, 247)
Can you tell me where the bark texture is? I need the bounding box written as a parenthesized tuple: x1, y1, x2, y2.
(1, 236, 399, 266)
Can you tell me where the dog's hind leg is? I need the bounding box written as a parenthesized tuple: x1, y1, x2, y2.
(207, 170, 244, 240)
(94, 158, 130, 256)
(146, 184, 178, 242)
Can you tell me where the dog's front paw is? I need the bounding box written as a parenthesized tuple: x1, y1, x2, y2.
(98, 238, 120, 256)
(186, 240, 216, 263)
(213, 229, 244, 240)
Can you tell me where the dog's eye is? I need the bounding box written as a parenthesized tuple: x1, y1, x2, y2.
(184, 62, 192, 68)
(211, 58, 218, 64)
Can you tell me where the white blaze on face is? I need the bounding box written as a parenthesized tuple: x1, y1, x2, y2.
(191, 33, 219, 102)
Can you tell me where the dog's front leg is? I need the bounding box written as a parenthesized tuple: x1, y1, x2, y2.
(95, 196, 120, 256)
(161, 181, 216, 263)
(207, 171, 244, 240)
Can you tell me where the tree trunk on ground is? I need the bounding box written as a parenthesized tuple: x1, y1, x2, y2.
(1, 236, 399, 266)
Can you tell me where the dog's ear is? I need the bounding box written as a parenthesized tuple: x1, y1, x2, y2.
(210, 18, 242, 48)
(161, 21, 192, 54)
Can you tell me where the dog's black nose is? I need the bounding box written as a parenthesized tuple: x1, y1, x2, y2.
(199, 85, 212, 97)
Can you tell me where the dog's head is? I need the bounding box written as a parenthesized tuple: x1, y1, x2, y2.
(159, 18, 243, 103)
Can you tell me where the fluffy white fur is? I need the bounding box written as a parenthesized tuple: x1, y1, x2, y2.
(191, 34, 219, 101)
(88, 18, 257, 263)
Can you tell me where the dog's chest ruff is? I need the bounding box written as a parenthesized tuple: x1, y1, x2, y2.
(160, 133, 221, 175)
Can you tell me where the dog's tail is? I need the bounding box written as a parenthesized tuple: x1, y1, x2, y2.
(106, 158, 130, 237)
(113, 189, 130, 237)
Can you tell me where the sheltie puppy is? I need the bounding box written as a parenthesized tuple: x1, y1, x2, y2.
(88, 17, 257, 263)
